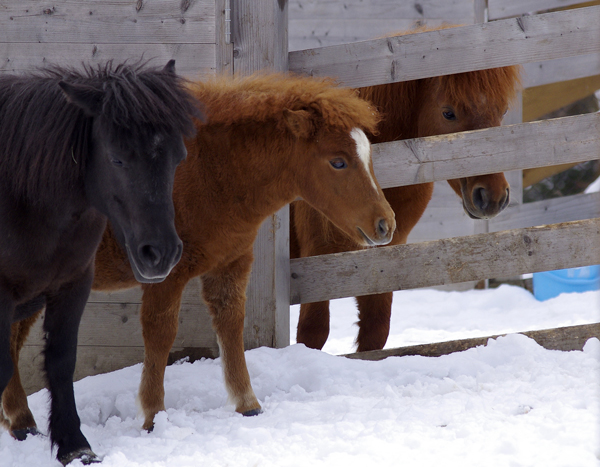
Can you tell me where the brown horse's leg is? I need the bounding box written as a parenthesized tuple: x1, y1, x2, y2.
(138, 277, 186, 431)
(1, 313, 41, 439)
(202, 253, 261, 416)
(296, 301, 331, 350)
(355, 292, 393, 352)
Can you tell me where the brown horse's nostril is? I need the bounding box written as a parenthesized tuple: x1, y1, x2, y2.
(139, 244, 162, 267)
(472, 187, 489, 212)
(501, 187, 510, 210)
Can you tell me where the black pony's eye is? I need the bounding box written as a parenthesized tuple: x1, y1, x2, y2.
(329, 158, 347, 170)
(111, 158, 123, 167)
(442, 110, 456, 121)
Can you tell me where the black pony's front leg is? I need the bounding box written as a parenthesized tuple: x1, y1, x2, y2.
(0, 293, 16, 406)
(43, 266, 99, 466)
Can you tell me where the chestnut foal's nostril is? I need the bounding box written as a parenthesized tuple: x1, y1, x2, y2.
(377, 218, 389, 238)
(139, 244, 162, 267)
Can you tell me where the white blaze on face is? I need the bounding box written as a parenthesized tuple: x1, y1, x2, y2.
(350, 128, 378, 191)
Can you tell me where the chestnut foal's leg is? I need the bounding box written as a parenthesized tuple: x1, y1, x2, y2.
(296, 301, 331, 350)
(1, 314, 42, 439)
(138, 276, 187, 431)
(201, 253, 261, 416)
(355, 292, 393, 352)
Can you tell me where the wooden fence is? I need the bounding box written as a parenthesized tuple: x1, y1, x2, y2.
(3, 1, 599, 393)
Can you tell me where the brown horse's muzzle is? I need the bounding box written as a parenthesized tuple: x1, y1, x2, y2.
(462, 178, 510, 220)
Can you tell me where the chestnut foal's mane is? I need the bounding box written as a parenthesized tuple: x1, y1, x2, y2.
(187, 73, 381, 135)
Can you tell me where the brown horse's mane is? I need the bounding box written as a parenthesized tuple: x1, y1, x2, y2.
(359, 25, 522, 138)
(188, 73, 381, 135)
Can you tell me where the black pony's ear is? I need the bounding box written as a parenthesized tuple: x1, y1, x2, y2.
(59, 81, 104, 117)
(163, 59, 176, 75)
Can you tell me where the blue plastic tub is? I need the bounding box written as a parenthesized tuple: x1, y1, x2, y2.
(532, 265, 600, 301)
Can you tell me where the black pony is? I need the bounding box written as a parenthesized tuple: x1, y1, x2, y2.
(0, 60, 202, 465)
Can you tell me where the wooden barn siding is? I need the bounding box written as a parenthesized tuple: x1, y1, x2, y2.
(290, 218, 600, 305)
(0, 0, 217, 77)
(288, 6, 600, 88)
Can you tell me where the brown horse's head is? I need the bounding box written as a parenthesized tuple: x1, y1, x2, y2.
(283, 96, 395, 247)
(416, 66, 522, 219)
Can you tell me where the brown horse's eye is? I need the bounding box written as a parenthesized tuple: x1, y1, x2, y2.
(111, 158, 123, 167)
(442, 110, 456, 121)
(330, 158, 347, 169)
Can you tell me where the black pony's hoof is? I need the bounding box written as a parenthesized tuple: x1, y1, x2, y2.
(59, 448, 101, 466)
(242, 408, 263, 417)
(12, 426, 40, 441)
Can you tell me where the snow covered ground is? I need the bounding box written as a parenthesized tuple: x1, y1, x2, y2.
(1, 285, 599, 466)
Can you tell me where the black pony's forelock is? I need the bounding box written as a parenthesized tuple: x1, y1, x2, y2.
(0, 60, 202, 203)
(75, 60, 201, 142)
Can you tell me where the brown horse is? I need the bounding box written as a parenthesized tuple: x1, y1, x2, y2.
(3, 73, 396, 436)
(293, 31, 521, 352)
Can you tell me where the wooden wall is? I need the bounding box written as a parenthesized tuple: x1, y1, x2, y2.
(0, 0, 220, 77)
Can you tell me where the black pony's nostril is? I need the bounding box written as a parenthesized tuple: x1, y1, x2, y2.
(139, 244, 161, 267)
(473, 187, 489, 211)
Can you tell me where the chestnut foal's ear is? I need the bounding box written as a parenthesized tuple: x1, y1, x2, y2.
(283, 108, 317, 138)
(163, 59, 176, 75)
(59, 81, 104, 117)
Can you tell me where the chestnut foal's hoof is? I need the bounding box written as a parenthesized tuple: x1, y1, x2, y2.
(242, 408, 263, 417)
(59, 448, 101, 466)
(11, 426, 40, 441)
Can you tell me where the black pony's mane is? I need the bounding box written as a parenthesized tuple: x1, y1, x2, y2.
(0, 60, 201, 202)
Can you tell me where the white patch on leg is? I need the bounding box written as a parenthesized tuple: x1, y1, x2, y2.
(350, 128, 377, 191)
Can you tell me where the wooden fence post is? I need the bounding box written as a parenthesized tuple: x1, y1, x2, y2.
(232, 0, 290, 349)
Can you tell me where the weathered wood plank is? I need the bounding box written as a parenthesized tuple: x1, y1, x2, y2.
(488, 0, 596, 20)
(20, 345, 148, 395)
(288, 6, 600, 88)
(344, 323, 600, 361)
(289, 19, 448, 51)
(0, 0, 215, 44)
(233, 0, 291, 350)
(290, 218, 600, 304)
(289, 0, 476, 20)
(489, 192, 600, 232)
(523, 54, 600, 88)
(23, 296, 216, 350)
(372, 112, 600, 189)
(0, 43, 216, 77)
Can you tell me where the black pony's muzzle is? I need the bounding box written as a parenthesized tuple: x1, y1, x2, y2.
(127, 236, 183, 283)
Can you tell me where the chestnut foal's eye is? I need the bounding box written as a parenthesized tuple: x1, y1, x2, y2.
(329, 158, 347, 170)
(442, 109, 456, 121)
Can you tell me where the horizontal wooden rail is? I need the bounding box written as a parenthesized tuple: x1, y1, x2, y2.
(0, 0, 215, 44)
(344, 323, 600, 360)
(290, 218, 600, 304)
(489, 192, 600, 232)
(372, 112, 600, 189)
(288, 6, 600, 88)
(488, 0, 595, 21)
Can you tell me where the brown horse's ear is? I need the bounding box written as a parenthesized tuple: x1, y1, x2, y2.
(283, 108, 316, 138)
(59, 81, 104, 117)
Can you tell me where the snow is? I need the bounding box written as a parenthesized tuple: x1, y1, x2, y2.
(1, 285, 599, 466)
